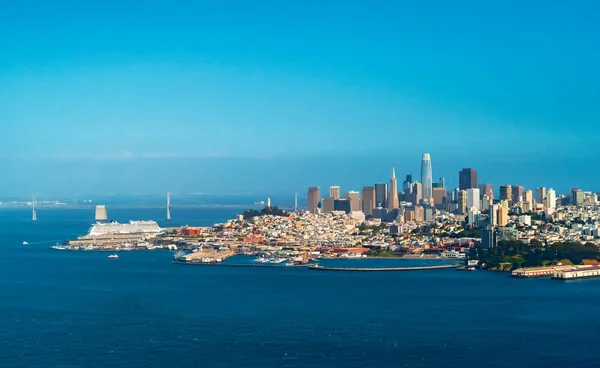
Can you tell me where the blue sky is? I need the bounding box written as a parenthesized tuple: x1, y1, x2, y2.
(1, 0, 599, 197)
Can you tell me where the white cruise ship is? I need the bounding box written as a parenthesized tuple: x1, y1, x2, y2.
(440, 250, 466, 259)
(87, 221, 162, 236)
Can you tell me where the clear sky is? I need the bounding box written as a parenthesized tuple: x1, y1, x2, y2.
(1, 0, 599, 198)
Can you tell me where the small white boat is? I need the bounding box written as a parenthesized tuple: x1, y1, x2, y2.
(22, 241, 29, 245)
(108, 254, 119, 259)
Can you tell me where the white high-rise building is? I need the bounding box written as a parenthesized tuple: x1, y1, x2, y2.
(466, 188, 481, 211)
(421, 153, 433, 201)
(546, 189, 557, 211)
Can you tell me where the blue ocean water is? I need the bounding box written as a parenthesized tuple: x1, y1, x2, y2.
(2, 208, 600, 368)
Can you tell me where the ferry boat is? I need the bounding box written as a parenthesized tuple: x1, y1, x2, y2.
(108, 254, 119, 259)
(22, 241, 29, 245)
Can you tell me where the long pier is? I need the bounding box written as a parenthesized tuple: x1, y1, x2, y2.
(308, 264, 461, 272)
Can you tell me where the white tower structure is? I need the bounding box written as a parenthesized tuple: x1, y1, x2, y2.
(32, 194, 37, 222)
(166, 192, 171, 220)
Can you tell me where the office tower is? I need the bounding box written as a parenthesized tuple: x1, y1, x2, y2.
(482, 194, 492, 211)
(459, 168, 478, 191)
(511, 185, 524, 205)
(482, 225, 496, 249)
(536, 187, 547, 205)
(307, 187, 320, 214)
(402, 174, 413, 192)
(497, 206, 509, 227)
(421, 153, 433, 200)
(387, 167, 400, 211)
(432, 187, 447, 208)
(95, 205, 108, 222)
(468, 209, 481, 226)
(330, 186, 340, 200)
(439, 177, 445, 189)
(409, 182, 423, 205)
(489, 204, 498, 226)
(361, 186, 376, 216)
(322, 197, 335, 213)
(414, 205, 425, 222)
(457, 190, 467, 215)
(346, 191, 361, 212)
(570, 188, 584, 205)
(524, 190, 533, 205)
(478, 183, 494, 201)
(499, 185, 512, 202)
(334, 199, 351, 213)
(466, 188, 481, 211)
(374, 183, 388, 208)
(451, 188, 460, 202)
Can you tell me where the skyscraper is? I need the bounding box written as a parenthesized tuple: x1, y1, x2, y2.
(307, 187, 320, 214)
(409, 182, 423, 206)
(402, 174, 413, 192)
(497, 206, 509, 226)
(499, 185, 512, 202)
(570, 188, 584, 205)
(457, 190, 467, 215)
(546, 189, 557, 210)
(466, 188, 481, 211)
(346, 191, 361, 212)
(322, 197, 335, 213)
(387, 167, 399, 211)
(459, 168, 478, 191)
(374, 183, 387, 208)
(421, 153, 433, 201)
(536, 187, 547, 205)
(362, 186, 376, 216)
(511, 185, 524, 205)
(524, 190, 533, 205)
(330, 186, 340, 200)
(432, 187, 447, 208)
(478, 183, 494, 201)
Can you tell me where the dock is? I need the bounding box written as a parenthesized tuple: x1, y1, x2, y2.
(307, 264, 461, 272)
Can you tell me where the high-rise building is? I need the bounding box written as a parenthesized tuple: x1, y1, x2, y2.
(457, 190, 467, 215)
(439, 177, 445, 189)
(499, 185, 512, 202)
(489, 204, 498, 226)
(570, 188, 584, 205)
(478, 184, 494, 201)
(374, 183, 387, 208)
(524, 190, 533, 205)
(466, 188, 481, 211)
(546, 189, 556, 210)
(536, 187, 547, 205)
(481, 225, 496, 249)
(497, 206, 509, 227)
(333, 199, 351, 213)
(361, 186, 376, 216)
(432, 187, 447, 208)
(322, 197, 335, 213)
(511, 185, 524, 205)
(387, 168, 400, 211)
(346, 191, 361, 212)
(409, 182, 423, 206)
(421, 153, 433, 201)
(402, 174, 413, 192)
(329, 186, 340, 200)
(307, 187, 320, 214)
(482, 194, 493, 211)
(459, 168, 477, 191)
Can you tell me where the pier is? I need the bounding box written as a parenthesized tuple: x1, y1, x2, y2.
(308, 264, 461, 272)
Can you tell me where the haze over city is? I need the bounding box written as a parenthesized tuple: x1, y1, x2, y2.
(1, 1, 599, 196)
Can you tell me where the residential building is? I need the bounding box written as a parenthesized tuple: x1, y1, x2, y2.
(497, 206, 509, 227)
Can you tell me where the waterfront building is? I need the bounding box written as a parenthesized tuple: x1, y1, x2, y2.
(481, 225, 496, 249)
(387, 167, 400, 211)
(322, 197, 335, 213)
(570, 188, 584, 205)
(459, 168, 477, 191)
(499, 184, 512, 203)
(511, 185, 524, 206)
(536, 187, 547, 206)
(457, 190, 467, 215)
(497, 206, 509, 227)
(421, 153, 433, 201)
(345, 191, 361, 212)
(330, 186, 340, 200)
(361, 186, 376, 216)
(466, 188, 481, 211)
(374, 183, 387, 208)
(307, 187, 321, 214)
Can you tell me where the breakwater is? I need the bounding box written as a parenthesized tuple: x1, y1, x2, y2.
(308, 264, 461, 272)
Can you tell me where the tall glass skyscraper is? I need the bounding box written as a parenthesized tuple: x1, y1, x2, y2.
(421, 153, 433, 201)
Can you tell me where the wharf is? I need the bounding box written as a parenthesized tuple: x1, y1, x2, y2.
(308, 264, 461, 272)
